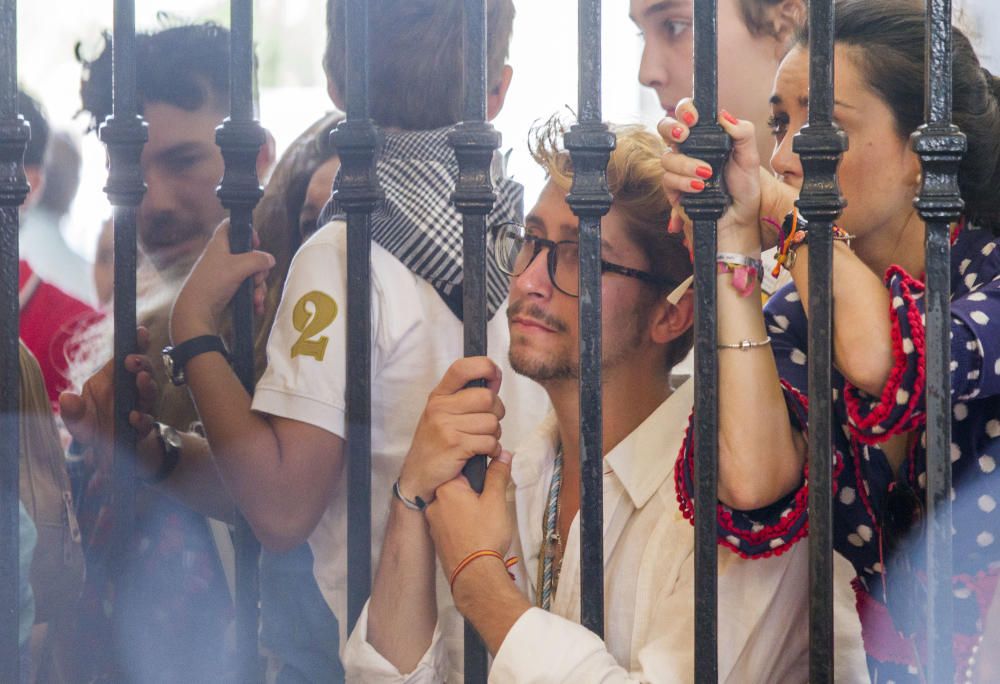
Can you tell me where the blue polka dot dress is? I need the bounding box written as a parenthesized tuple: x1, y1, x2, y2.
(675, 226, 1000, 683)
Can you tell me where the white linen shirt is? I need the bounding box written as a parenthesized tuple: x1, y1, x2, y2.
(251, 220, 549, 653)
(344, 379, 869, 682)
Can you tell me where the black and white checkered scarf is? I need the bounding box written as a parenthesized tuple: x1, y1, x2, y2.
(320, 126, 523, 321)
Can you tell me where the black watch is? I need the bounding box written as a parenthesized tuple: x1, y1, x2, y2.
(141, 422, 182, 485)
(162, 335, 230, 386)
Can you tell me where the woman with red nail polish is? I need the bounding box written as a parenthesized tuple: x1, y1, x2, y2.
(665, 2, 1000, 682)
(631, 0, 807, 165)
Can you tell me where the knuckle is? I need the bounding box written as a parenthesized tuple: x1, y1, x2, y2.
(471, 388, 493, 410)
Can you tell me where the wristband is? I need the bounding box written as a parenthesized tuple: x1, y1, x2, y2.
(772, 212, 855, 275)
(162, 335, 231, 386)
(449, 550, 519, 593)
(717, 252, 763, 298)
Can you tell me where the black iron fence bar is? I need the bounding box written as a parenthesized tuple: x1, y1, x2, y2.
(447, 0, 499, 680)
(912, 0, 964, 680)
(99, 6, 147, 676)
(215, 0, 266, 679)
(331, 0, 381, 633)
(0, 0, 29, 679)
(680, 0, 730, 679)
(791, 0, 846, 681)
(564, 0, 614, 638)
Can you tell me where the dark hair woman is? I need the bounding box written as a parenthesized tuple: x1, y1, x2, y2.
(659, 0, 1000, 681)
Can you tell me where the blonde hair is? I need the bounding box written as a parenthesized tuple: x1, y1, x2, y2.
(324, 0, 514, 130)
(530, 116, 694, 370)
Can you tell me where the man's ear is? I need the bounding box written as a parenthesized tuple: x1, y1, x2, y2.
(256, 129, 277, 181)
(650, 289, 694, 347)
(23, 166, 44, 210)
(768, 0, 806, 51)
(486, 65, 514, 122)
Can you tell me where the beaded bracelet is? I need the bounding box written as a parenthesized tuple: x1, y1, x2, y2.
(449, 550, 520, 593)
(717, 336, 772, 351)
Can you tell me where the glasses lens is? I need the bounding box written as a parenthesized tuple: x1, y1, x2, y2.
(553, 241, 579, 296)
(493, 223, 528, 275)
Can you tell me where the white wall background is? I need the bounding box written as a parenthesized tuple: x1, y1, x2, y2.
(16, 0, 1000, 263)
(18, 0, 663, 262)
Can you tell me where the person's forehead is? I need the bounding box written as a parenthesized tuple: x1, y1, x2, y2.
(526, 182, 577, 236)
(772, 46, 810, 104)
(141, 100, 226, 150)
(630, 0, 692, 23)
(526, 184, 630, 257)
(772, 46, 865, 111)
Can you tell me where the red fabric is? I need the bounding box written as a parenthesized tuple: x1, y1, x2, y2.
(853, 569, 999, 679)
(843, 266, 927, 444)
(19, 260, 101, 405)
(673, 379, 841, 559)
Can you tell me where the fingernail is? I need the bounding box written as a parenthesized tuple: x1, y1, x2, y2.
(695, 166, 712, 180)
(672, 126, 684, 140)
(721, 110, 738, 126)
(497, 450, 513, 465)
(682, 111, 696, 126)
(691, 179, 705, 191)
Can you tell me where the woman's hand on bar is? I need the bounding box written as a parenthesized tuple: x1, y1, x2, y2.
(398, 356, 505, 504)
(659, 99, 793, 253)
(170, 220, 275, 345)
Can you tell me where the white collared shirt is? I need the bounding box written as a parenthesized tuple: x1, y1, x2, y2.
(344, 379, 868, 682)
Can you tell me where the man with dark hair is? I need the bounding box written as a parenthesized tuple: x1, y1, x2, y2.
(79, 23, 274, 278)
(63, 22, 277, 682)
(16, 89, 99, 405)
(68, 1, 542, 678)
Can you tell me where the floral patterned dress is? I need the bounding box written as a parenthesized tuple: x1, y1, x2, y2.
(676, 226, 1000, 683)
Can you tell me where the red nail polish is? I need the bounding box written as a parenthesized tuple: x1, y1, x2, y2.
(691, 179, 706, 191)
(721, 110, 739, 125)
(672, 126, 684, 140)
(695, 166, 712, 180)
(682, 111, 696, 126)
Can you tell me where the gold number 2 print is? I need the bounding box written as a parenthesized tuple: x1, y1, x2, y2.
(291, 291, 338, 361)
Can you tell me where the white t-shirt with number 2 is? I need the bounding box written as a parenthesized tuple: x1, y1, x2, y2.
(252, 219, 549, 653)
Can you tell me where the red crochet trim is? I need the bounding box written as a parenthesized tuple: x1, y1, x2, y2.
(674, 382, 843, 560)
(844, 266, 927, 444)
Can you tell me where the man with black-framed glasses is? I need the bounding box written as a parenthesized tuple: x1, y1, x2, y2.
(492, 221, 688, 298)
(344, 120, 816, 682)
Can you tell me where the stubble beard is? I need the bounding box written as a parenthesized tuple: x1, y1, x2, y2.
(507, 314, 645, 383)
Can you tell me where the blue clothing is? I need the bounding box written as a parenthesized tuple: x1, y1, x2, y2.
(677, 227, 1000, 682)
(260, 544, 344, 683)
